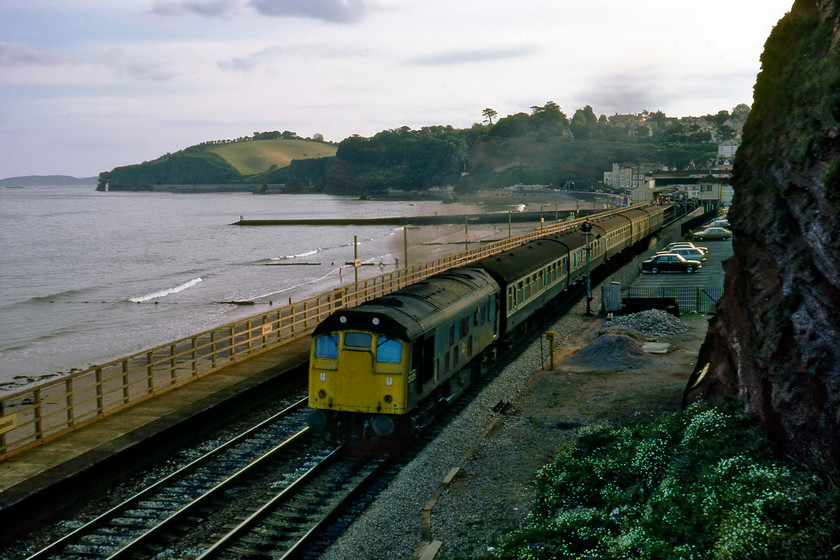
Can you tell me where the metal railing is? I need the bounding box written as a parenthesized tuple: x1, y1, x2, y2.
(0, 204, 651, 461)
(621, 285, 724, 314)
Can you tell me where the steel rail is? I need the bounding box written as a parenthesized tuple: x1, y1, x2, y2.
(25, 397, 310, 560)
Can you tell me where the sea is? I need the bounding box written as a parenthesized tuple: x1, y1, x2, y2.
(2, 185, 594, 394)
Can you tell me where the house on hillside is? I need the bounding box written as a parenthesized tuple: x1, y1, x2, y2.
(603, 162, 668, 190)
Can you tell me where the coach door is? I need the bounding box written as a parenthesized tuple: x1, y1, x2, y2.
(414, 336, 435, 393)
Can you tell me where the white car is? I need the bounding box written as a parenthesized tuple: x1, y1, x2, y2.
(656, 247, 707, 261)
(663, 242, 708, 256)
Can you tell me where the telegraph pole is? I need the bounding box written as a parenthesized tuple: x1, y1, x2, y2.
(582, 221, 593, 315)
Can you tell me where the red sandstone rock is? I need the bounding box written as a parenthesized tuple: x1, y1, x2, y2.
(684, 0, 840, 465)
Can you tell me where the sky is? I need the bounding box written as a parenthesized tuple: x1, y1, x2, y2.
(0, 0, 794, 179)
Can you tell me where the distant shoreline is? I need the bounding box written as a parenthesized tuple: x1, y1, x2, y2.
(0, 175, 97, 187)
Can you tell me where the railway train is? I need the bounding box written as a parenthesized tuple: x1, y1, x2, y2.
(307, 205, 667, 443)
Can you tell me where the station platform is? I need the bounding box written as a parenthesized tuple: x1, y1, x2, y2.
(0, 337, 311, 530)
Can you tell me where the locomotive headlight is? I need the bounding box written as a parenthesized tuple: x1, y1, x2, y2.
(384, 394, 392, 403)
(318, 389, 327, 398)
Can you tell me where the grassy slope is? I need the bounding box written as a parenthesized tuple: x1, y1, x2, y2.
(208, 139, 337, 175)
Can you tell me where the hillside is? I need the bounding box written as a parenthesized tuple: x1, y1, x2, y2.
(99, 105, 740, 192)
(685, 0, 840, 466)
(208, 138, 336, 175)
(1, 175, 97, 186)
(98, 135, 336, 191)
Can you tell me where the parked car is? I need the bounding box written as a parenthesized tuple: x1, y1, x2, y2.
(657, 247, 707, 261)
(693, 227, 732, 241)
(663, 242, 708, 255)
(640, 253, 703, 274)
(708, 218, 730, 228)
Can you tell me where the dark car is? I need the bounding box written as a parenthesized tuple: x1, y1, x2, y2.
(640, 253, 702, 274)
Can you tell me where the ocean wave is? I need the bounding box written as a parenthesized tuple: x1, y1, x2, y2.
(129, 278, 202, 303)
(270, 249, 319, 260)
(26, 287, 96, 303)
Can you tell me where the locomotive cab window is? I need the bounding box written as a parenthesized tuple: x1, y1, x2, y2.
(314, 333, 339, 358)
(344, 332, 372, 349)
(376, 337, 402, 363)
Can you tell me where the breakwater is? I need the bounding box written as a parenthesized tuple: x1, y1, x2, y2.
(231, 210, 595, 227)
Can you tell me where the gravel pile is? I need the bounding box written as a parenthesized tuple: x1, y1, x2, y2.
(605, 308, 692, 336)
(563, 333, 655, 370)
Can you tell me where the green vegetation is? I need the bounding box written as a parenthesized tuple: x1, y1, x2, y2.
(99, 102, 737, 192)
(491, 402, 838, 560)
(98, 132, 335, 191)
(734, 2, 840, 201)
(208, 138, 336, 175)
(331, 102, 726, 195)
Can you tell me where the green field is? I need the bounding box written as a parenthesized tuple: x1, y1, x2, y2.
(209, 139, 337, 175)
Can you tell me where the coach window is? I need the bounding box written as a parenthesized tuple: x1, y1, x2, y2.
(449, 325, 455, 346)
(376, 337, 402, 363)
(314, 333, 339, 358)
(344, 332, 372, 349)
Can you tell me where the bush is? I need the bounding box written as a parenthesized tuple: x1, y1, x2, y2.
(494, 402, 837, 559)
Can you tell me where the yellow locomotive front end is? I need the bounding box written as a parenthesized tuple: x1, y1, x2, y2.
(308, 324, 410, 438)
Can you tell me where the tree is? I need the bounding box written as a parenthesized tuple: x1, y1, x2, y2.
(716, 124, 737, 142)
(731, 103, 751, 119)
(482, 108, 498, 125)
(570, 105, 598, 139)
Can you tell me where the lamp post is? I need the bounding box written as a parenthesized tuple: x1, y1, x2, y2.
(344, 234, 374, 286)
(582, 221, 593, 315)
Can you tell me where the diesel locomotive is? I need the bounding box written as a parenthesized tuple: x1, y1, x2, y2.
(307, 205, 667, 442)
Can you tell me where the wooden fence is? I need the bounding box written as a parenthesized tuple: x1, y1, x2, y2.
(0, 204, 648, 461)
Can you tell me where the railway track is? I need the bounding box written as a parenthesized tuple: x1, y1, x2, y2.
(195, 451, 388, 559)
(23, 397, 354, 560)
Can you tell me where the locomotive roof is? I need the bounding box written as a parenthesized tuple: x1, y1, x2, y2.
(313, 267, 499, 341)
(475, 238, 568, 286)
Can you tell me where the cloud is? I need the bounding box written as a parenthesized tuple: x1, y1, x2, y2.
(408, 46, 537, 66)
(150, 0, 245, 18)
(0, 42, 63, 66)
(249, 0, 374, 24)
(217, 45, 284, 72)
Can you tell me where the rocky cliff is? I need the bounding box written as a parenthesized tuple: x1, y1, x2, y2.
(684, 0, 840, 465)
